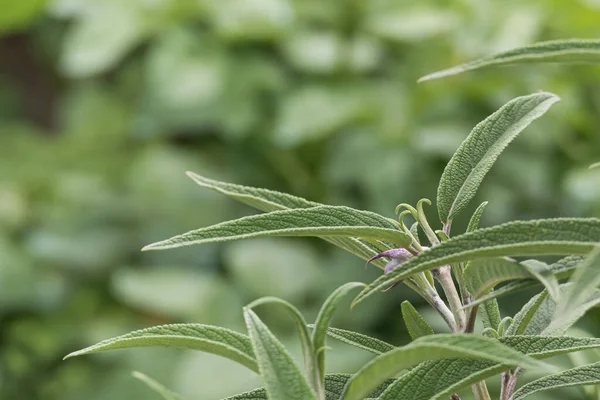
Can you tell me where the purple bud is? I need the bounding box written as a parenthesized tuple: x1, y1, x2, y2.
(366, 248, 411, 274)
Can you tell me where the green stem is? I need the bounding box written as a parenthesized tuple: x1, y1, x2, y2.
(435, 266, 466, 332)
(472, 381, 492, 400)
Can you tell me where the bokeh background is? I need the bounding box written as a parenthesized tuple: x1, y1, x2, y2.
(2, 0, 600, 399)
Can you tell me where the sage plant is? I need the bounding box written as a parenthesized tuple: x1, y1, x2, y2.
(66, 39, 600, 400)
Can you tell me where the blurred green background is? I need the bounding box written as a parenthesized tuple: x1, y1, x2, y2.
(1, 0, 600, 399)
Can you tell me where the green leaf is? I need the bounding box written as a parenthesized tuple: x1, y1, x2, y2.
(464, 258, 532, 299)
(352, 218, 600, 307)
(505, 289, 549, 336)
(340, 334, 550, 400)
(466, 201, 488, 233)
(521, 259, 561, 301)
(590, 162, 600, 170)
(378, 335, 600, 400)
(243, 308, 317, 400)
(512, 361, 600, 400)
(479, 293, 502, 331)
(401, 301, 435, 340)
(312, 282, 365, 381)
(466, 256, 584, 308)
(419, 39, 600, 82)
(222, 374, 394, 400)
(246, 297, 319, 394)
(185, 172, 391, 269)
(310, 326, 395, 355)
(436, 92, 559, 223)
(132, 371, 184, 400)
(0, 0, 45, 33)
(64, 324, 258, 372)
(143, 205, 411, 251)
(552, 247, 600, 329)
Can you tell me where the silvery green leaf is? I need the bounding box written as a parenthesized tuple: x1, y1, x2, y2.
(505, 289, 549, 336)
(64, 324, 257, 372)
(352, 218, 600, 307)
(132, 371, 184, 400)
(521, 259, 561, 301)
(512, 361, 600, 400)
(244, 309, 317, 400)
(143, 205, 411, 251)
(378, 336, 600, 400)
(401, 301, 435, 340)
(340, 334, 550, 400)
(419, 39, 600, 82)
(466, 201, 488, 233)
(436, 93, 559, 223)
(185, 172, 391, 268)
(312, 282, 365, 381)
(310, 326, 395, 355)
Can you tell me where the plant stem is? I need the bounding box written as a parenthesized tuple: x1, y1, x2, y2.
(422, 286, 457, 332)
(434, 265, 466, 331)
(472, 380, 492, 400)
(499, 371, 511, 400)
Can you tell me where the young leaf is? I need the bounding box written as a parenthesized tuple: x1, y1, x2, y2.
(312, 282, 365, 381)
(341, 334, 550, 400)
(552, 247, 600, 328)
(505, 289, 549, 336)
(512, 361, 600, 400)
(132, 371, 184, 400)
(464, 257, 532, 299)
(436, 92, 559, 224)
(143, 205, 411, 251)
(418, 39, 600, 82)
(466, 256, 585, 308)
(64, 324, 258, 372)
(466, 201, 488, 233)
(185, 172, 389, 269)
(243, 308, 318, 400)
(309, 326, 395, 355)
(222, 374, 395, 400)
(401, 301, 435, 340)
(520, 259, 561, 301)
(246, 297, 319, 394)
(479, 295, 502, 331)
(352, 218, 600, 307)
(378, 335, 600, 400)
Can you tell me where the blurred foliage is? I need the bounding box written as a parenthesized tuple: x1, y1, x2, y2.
(0, 0, 600, 399)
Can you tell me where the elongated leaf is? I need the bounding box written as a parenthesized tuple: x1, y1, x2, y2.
(378, 335, 600, 400)
(247, 297, 318, 393)
(64, 324, 257, 372)
(512, 361, 600, 400)
(244, 309, 317, 400)
(132, 371, 183, 400)
(479, 292, 502, 330)
(505, 289, 549, 336)
(521, 259, 561, 301)
(312, 282, 365, 381)
(185, 172, 389, 269)
(466, 202, 488, 233)
(401, 301, 434, 340)
(143, 205, 410, 251)
(464, 258, 531, 299)
(466, 256, 585, 308)
(352, 218, 600, 307)
(419, 39, 600, 82)
(436, 93, 559, 223)
(341, 334, 550, 400)
(553, 247, 600, 327)
(311, 326, 395, 355)
(222, 374, 394, 400)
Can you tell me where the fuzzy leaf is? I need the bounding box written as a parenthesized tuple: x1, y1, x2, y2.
(244, 309, 317, 400)
(466, 256, 584, 308)
(132, 371, 184, 400)
(552, 247, 600, 329)
(64, 324, 257, 372)
(378, 335, 600, 400)
(419, 39, 600, 82)
(185, 172, 390, 269)
(401, 301, 435, 340)
(310, 326, 395, 355)
(464, 258, 532, 299)
(466, 201, 488, 233)
(340, 334, 550, 400)
(436, 93, 559, 223)
(312, 282, 365, 381)
(143, 205, 410, 251)
(352, 218, 600, 307)
(505, 289, 549, 336)
(246, 297, 318, 393)
(521, 259, 561, 301)
(223, 374, 393, 400)
(512, 361, 600, 400)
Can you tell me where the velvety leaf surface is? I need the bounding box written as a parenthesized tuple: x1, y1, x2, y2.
(312, 326, 395, 355)
(132, 371, 184, 400)
(419, 39, 600, 82)
(401, 301, 435, 340)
